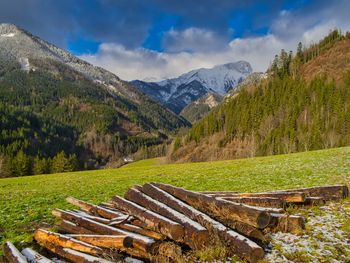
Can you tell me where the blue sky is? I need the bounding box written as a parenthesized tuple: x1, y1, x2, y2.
(0, 0, 349, 80)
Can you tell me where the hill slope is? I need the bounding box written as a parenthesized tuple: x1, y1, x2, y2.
(0, 24, 189, 175)
(170, 30, 350, 163)
(131, 61, 252, 113)
(180, 92, 223, 123)
(0, 146, 349, 257)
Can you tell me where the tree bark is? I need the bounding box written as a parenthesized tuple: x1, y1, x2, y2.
(124, 187, 209, 249)
(141, 183, 264, 262)
(3, 242, 28, 263)
(152, 183, 271, 229)
(66, 197, 125, 219)
(111, 195, 185, 242)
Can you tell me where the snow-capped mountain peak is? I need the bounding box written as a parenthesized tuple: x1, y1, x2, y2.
(131, 61, 253, 113)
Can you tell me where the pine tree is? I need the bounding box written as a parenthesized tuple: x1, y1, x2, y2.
(51, 151, 70, 173)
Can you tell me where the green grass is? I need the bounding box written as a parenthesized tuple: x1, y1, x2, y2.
(1, 147, 350, 254)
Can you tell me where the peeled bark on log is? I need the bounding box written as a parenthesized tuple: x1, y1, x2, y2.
(269, 214, 305, 234)
(66, 234, 150, 259)
(52, 209, 158, 253)
(116, 223, 164, 240)
(66, 234, 126, 249)
(153, 183, 271, 229)
(3, 242, 28, 263)
(125, 187, 209, 249)
(21, 248, 53, 263)
(199, 191, 239, 195)
(111, 195, 185, 242)
(230, 192, 305, 203)
(69, 210, 110, 224)
(34, 229, 104, 256)
(142, 184, 264, 262)
(221, 196, 285, 208)
(267, 185, 349, 201)
(58, 220, 95, 235)
(66, 197, 124, 219)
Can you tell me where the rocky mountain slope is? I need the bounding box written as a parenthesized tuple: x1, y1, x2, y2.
(0, 23, 189, 175)
(131, 61, 252, 113)
(180, 93, 223, 123)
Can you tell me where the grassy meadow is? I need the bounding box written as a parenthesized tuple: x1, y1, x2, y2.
(1, 146, 350, 254)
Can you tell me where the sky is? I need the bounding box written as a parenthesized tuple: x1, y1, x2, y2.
(0, 0, 349, 81)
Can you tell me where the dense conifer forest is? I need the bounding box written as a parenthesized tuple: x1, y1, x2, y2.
(0, 57, 187, 177)
(170, 30, 350, 162)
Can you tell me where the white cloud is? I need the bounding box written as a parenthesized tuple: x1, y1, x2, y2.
(80, 2, 350, 81)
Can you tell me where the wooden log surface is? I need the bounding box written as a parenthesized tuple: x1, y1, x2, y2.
(116, 223, 164, 240)
(153, 183, 271, 229)
(21, 248, 53, 263)
(37, 241, 113, 263)
(229, 192, 306, 203)
(266, 185, 349, 201)
(125, 187, 209, 249)
(34, 229, 104, 256)
(111, 195, 185, 242)
(220, 196, 285, 208)
(3, 242, 28, 263)
(58, 220, 95, 235)
(268, 214, 305, 234)
(141, 183, 264, 262)
(66, 197, 124, 219)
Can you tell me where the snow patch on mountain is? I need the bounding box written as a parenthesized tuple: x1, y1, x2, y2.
(132, 61, 252, 113)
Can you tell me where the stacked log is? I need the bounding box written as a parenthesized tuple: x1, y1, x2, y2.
(3, 184, 348, 263)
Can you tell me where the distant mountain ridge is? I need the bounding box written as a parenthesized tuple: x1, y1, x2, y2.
(131, 61, 252, 113)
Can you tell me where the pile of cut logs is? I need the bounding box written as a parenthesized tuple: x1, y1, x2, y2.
(3, 184, 349, 263)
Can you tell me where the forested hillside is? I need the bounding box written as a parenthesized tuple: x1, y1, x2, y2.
(170, 30, 350, 162)
(0, 24, 189, 177)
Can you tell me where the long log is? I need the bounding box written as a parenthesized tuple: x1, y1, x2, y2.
(69, 210, 110, 224)
(199, 191, 239, 195)
(143, 184, 265, 241)
(229, 192, 306, 203)
(34, 229, 104, 256)
(52, 209, 158, 253)
(37, 241, 113, 263)
(125, 187, 209, 249)
(66, 234, 151, 259)
(153, 183, 271, 229)
(21, 248, 53, 263)
(68, 235, 181, 259)
(142, 183, 264, 262)
(267, 185, 349, 201)
(111, 195, 185, 242)
(58, 220, 95, 235)
(66, 197, 124, 219)
(3, 242, 28, 263)
(221, 196, 285, 208)
(116, 223, 164, 240)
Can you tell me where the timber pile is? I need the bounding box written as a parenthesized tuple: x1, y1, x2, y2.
(3, 184, 348, 263)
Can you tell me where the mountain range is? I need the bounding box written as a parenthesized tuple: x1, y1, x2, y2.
(0, 23, 189, 175)
(131, 61, 252, 114)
